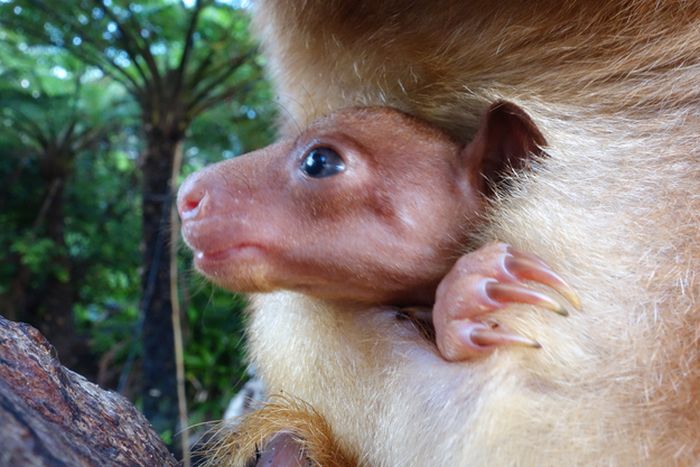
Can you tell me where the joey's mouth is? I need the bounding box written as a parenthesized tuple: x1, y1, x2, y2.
(193, 243, 267, 273)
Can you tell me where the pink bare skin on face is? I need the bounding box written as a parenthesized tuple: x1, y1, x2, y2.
(178, 102, 580, 362)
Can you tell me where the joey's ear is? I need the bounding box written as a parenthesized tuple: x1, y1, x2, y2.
(463, 101, 546, 195)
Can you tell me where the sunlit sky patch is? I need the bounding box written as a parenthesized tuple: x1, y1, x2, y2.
(51, 66, 68, 79)
(183, 0, 251, 8)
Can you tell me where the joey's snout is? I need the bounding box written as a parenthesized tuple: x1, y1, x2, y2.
(177, 164, 253, 222)
(177, 148, 279, 223)
(176, 155, 280, 267)
(176, 152, 288, 293)
(177, 171, 211, 221)
(176, 163, 251, 253)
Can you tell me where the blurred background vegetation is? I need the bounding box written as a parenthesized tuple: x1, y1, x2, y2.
(0, 0, 276, 459)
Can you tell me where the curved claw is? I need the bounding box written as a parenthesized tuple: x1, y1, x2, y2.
(467, 324, 541, 349)
(505, 252, 582, 310)
(485, 281, 569, 316)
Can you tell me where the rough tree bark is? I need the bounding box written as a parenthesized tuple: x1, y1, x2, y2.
(0, 313, 177, 466)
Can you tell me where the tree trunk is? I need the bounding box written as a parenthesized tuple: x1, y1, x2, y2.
(0, 314, 177, 466)
(140, 128, 182, 451)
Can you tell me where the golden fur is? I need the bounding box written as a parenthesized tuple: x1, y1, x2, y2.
(201, 395, 356, 466)
(214, 1, 700, 465)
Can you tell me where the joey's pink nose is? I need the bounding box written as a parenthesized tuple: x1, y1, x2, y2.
(177, 173, 208, 220)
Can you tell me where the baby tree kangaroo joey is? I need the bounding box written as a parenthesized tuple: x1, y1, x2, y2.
(178, 102, 579, 364)
(178, 103, 581, 465)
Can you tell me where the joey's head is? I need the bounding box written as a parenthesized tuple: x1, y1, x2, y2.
(178, 103, 544, 305)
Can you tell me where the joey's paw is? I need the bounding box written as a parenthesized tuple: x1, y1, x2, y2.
(433, 242, 580, 361)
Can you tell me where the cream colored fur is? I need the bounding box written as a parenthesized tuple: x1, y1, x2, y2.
(243, 1, 700, 465)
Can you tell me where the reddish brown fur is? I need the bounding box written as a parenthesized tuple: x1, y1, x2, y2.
(255, 1, 700, 135)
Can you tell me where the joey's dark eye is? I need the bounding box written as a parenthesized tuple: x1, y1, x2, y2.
(301, 147, 345, 178)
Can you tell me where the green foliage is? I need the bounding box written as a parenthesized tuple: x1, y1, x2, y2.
(0, 0, 277, 441)
(69, 143, 143, 324)
(11, 237, 57, 272)
(0, 0, 267, 123)
(183, 278, 249, 423)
